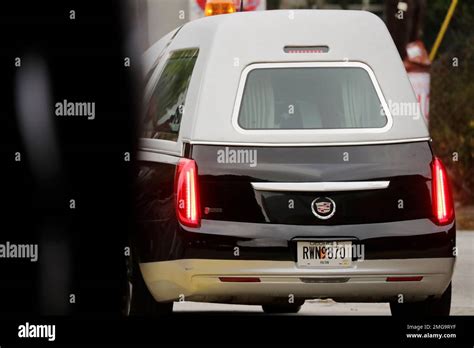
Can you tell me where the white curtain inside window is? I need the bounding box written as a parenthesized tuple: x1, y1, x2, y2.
(341, 70, 381, 128)
(239, 67, 385, 130)
(240, 74, 275, 128)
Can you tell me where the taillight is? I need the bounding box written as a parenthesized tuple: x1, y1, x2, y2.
(431, 157, 454, 225)
(386, 276, 423, 282)
(175, 158, 201, 228)
(219, 277, 261, 283)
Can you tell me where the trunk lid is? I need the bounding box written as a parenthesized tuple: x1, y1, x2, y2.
(191, 141, 433, 225)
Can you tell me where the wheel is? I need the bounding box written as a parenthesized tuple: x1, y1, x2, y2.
(262, 300, 304, 314)
(390, 282, 451, 316)
(125, 250, 173, 317)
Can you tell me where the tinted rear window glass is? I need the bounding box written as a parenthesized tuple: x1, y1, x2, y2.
(238, 67, 387, 130)
(142, 49, 198, 141)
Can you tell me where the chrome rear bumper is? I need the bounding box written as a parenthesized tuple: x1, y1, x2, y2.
(140, 257, 455, 304)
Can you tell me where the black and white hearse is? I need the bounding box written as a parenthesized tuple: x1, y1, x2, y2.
(130, 10, 455, 316)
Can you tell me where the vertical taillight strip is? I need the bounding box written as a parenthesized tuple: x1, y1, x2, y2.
(175, 158, 201, 228)
(431, 157, 454, 225)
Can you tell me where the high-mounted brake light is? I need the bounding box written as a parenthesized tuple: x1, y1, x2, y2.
(175, 158, 201, 228)
(204, 0, 236, 16)
(431, 157, 454, 225)
(284, 46, 329, 54)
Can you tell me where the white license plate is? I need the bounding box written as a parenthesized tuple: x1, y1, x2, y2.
(297, 241, 352, 267)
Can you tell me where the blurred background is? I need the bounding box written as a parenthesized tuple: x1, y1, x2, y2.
(136, 0, 473, 228)
(0, 0, 139, 316)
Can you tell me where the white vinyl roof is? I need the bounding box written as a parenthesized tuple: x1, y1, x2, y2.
(142, 10, 429, 153)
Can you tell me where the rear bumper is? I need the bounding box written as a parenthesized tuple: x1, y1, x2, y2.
(140, 257, 455, 304)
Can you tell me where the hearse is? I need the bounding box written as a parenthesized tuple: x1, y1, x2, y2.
(129, 10, 456, 316)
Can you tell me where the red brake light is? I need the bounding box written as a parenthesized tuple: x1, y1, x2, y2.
(219, 277, 261, 283)
(431, 157, 454, 225)
(175, 159, 201, 228)
(386, 276, 423, 282)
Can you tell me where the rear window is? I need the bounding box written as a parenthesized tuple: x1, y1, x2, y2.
(142, 48, 198, 141)
(238, 66, 388, 130)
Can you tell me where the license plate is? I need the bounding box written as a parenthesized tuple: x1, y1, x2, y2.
(297, 241, 352, 267)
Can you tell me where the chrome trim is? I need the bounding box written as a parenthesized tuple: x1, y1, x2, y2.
(251, 181, 390, 192)
(186, 137, 431, 147)
(139, 146, 178, 156)
(231, 61, 394, 136)
(137, 150, 180, 164)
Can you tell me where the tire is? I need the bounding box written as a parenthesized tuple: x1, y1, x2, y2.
(125, 251, 173, 317)
(262, 301, 304, 314)
(390, 282, 451, 316)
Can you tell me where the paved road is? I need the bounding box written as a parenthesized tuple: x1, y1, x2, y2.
(174, 231, 474, 315)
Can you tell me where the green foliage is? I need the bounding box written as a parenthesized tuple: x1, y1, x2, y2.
(427, 0, 474, 204)
(424, 0, 474, 53)
(430, 37, 474, 204)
